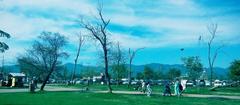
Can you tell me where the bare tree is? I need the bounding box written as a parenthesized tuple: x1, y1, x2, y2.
(71, 33, 84, 83)
(128, 48, 144, 87)
(207, 23, 224, 86)
(111, 42, 126, 85)
(80, 4, 112, 93)
(18, 32, 68, 91)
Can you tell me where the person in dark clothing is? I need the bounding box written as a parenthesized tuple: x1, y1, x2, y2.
(163, 81, 171, 96)
(134, 81, 141, 91)
(33, 78, 38, 88)
(179, 83, 183, 95)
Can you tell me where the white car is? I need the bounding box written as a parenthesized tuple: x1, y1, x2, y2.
(214, 80, 223, 87)
(205, 81, 210, 86)
(122, 81, 128, 85)
(131, 81, 138, 85)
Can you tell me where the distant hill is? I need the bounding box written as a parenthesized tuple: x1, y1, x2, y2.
(64, 63, 104, 74)
(2, 63, 229, 78)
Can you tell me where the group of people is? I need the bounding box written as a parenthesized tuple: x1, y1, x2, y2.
(134, 80, 152, 97)
(134, 79, 185, 97)
(163, 79, 184, 96)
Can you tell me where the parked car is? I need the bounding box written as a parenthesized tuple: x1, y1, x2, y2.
(198, 80, 205, 87)
(186, 80, 194, 87)
(205, 80, 211, 86)
(214, 80, 223, 87)
(122, 81, 128, 85)
(121, 78, 129, 85)
(110, 79, 117, 85)
(131, 80, 139, 85)
(156, 80, 164, 86)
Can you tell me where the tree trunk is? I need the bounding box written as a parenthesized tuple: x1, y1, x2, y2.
(128, 60, 132, 87)
(117, 60, 120, 85)
(104, 47, 112, 93)
(71, 36, 82, 83)
(40, 68, 54, 91)
(71, 59, 77, 83)
(208, 43, 213, 86)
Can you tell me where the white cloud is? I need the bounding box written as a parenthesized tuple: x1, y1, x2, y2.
(0, 0, 239, 65)
(2, 0, 96, 16)
(111, 32, 198, 49)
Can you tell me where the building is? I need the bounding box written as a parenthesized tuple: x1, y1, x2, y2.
(7, 73, 26, 87)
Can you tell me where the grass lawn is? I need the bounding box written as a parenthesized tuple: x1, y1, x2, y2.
(0, 92, 240, 105)
(56, 84, 240, 96)
(54, 84, 135, 91)
(182, 87, 240, 96)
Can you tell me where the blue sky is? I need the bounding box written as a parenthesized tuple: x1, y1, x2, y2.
(0, 0, 240, 68)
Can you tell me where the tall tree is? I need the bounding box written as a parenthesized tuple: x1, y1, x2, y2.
(111, 42, 126, 85)
(182, 56, 203, 81)
(136, 72, 144, 80)
(229, 60, 240, 81)
(207, 23, 223, 86)
(143, 66, 154, 80)
(128, 48, 143, 87)
(153, 70, 165, 80)
(80, 4, 112, 93)
(166, 68, 181, 80)
(71, 33, 84, 82)
(81, 67, 99, 78)
(18, 32, 68, 91)
(0, 30, 11, 52)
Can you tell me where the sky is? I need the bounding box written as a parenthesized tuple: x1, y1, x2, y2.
(0, 0, 240, 68)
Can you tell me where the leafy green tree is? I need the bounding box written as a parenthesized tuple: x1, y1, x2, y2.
(229, 60, 240, 81)
(110, 42, 127, 85)
(136, 72, 144, 80)
(111, 64, 127, 84)
(0, 30, 10, 52)
(166, 68, 181, 80)
(80, 68, 99, 78)
(143, 66, 154, 80)
(182, 56, 203, 81)
(18, 58, 44, 80)
(153, 70, 165, 80)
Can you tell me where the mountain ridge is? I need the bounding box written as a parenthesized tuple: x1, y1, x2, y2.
(2, 63, 229, 78)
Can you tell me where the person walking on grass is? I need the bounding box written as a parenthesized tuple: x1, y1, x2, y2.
(146, 82, 152, 97)
(179, 82, 183, 95)
(163, 81, 171, 96)
(141, 80, 146, 93)
(174, 79, 180, 96)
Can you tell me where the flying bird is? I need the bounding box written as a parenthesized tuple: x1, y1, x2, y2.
(180, 48, 184, 51)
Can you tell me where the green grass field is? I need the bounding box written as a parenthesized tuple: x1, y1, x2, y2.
(56, 84, 240, 96)
(183, 87, 240, 96)
(0, 92, 240, 105)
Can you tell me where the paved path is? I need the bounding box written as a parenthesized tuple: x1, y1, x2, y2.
(1, 86, 240, 100)
(0, 88, 28, 93)
(93, 90, 240, 100)
(0, 86, 83, 93)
